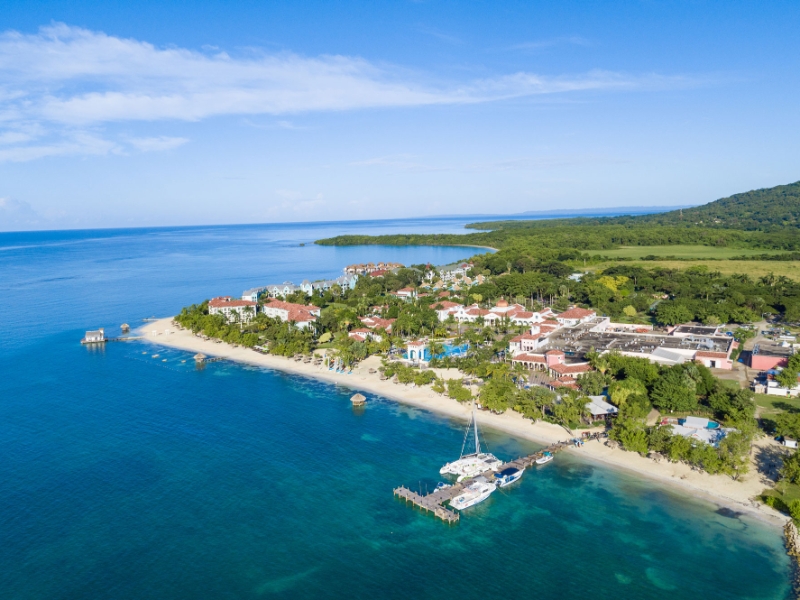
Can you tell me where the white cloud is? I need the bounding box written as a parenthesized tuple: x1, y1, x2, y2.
(0, 24, 693, 121)
(0, 131, 119, 162)
(0, 23, 699, 162)
(128, 136, 188, 152)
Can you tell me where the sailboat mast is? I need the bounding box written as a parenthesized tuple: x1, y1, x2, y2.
(473, 401, 481, 454)
(459, 411, 471, 458)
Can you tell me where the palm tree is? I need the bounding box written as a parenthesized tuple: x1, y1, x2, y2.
(242, 305, 255, 329)
(586, 349, 609, 375)
(512, 362, 528, 387)
(487, 362, 511, 381)
(428, 340, 445, 362)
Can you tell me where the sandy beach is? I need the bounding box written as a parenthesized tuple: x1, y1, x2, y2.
(140, 317, 787, 528)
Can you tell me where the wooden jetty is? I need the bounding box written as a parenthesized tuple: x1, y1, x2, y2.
(193, 353, 225, 364)
(393, 440, 571, 524)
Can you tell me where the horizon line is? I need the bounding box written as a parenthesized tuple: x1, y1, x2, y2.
(0, 204, 696, 235)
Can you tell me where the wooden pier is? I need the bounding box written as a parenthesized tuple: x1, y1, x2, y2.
(393, 440, 571, 524)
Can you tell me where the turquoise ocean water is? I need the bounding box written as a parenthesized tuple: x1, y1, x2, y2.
(0, 218, 791, 599)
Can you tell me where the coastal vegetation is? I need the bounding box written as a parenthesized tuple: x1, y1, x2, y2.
(594, 352, 757, 478)
(173, 180, 800, 501)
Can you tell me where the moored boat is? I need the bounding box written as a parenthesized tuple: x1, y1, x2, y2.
(494, 466, 524, 488)
(440, 402, 502, 481)
(449, 476, 496, 510)
(535, 451, 553, 465)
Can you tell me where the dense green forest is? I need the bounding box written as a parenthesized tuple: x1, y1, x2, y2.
(316, 180, 800, 254)
(627, 180, 800, 230)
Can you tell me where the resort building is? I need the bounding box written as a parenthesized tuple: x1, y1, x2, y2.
(554, 306, 597, 327)
(432, 301, 463, 321)
(668, 324, 722, 337)
(405, 340, 427, 361)
(585, 396, 619, 420)
(508, 332, 544, 354)
(81, 328, 106, 344)
(436, 262, 473, 282)
(509, 307, 737, 371)
(669, 416, 732, 447)
(344, 262, 403, 275)
(242, 274, 358, 302)
(747, 342, 794, 370)
(348, 328, 382, 343)
(261, 299, 320, 330)
(359, 316, 395, 333)
(209, 297, 258, 323)
(390, 287, 416, 301)
(300, 274, 359, 295)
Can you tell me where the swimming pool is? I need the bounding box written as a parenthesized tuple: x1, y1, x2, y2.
(403, 342, 470, 361)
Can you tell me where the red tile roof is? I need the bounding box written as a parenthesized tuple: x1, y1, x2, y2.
(433, 301, 461, 310)
(209, 296, 257, 308)
(557, 307, 596, 320)
(512, 353, 546, 363)
(545, 349, 565, 355)
(263, 299, 318, 322)
(550, 363, 592, 375)
(511, 333, 541, 342)
(509, 311, 534, 319)
(359, 316, 395, 331)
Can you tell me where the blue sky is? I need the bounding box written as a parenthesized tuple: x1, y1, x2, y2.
(0, 0, 798, 230)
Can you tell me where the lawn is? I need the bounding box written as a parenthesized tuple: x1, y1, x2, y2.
(588, 259, 800, 280)
(755, 393, 800, 416)
(597, 245, 784, 259)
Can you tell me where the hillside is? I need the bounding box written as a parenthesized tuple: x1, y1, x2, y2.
(466, 180, 800, 232)
(628, 180, 800, 230)
(316, 180, 800, 253)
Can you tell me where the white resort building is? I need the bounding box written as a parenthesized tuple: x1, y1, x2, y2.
(209, 297, 258, 323)
(507, 304, 736, 376)
(261, 299, 320, 330)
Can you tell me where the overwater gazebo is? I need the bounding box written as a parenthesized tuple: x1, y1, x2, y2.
(350, 393, 366, 406)
(193, 353, 207, 362)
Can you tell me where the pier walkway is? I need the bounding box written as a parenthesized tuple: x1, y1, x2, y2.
(393, 440, 571, 524)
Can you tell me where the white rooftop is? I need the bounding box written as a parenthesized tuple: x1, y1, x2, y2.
(585, 396, 619, 417)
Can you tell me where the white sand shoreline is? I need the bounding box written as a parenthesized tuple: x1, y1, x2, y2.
(139, 318, 787, 530)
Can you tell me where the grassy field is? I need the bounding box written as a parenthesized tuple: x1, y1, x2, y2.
(755, 393, 800, 416)
(597, 245, 784, 259)
(589, 259, 800, 280)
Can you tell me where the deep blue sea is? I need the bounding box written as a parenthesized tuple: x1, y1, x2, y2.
(0, 218, 791, 599)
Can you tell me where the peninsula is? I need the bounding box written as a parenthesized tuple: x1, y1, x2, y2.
(146, 181, 800, 531)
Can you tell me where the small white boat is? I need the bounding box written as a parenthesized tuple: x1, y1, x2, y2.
(449, 476, 496, 510)
(535, 451, 553, 465)
(494, 466, 524, 488)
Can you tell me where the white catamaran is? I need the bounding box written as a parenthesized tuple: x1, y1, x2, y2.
(439, 403, 503, 482)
